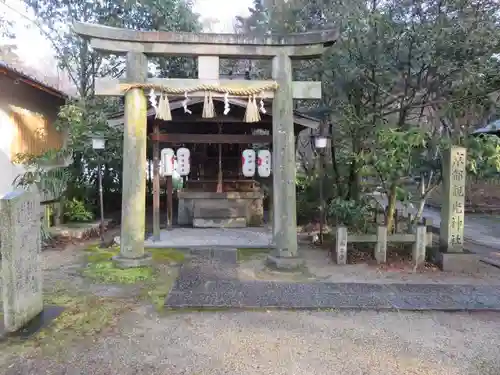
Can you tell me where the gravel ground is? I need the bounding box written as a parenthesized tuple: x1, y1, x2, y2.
(2, 307, 500, 375)
(3, 234, 500, 374)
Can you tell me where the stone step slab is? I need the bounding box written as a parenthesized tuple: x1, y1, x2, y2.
(193, 199, 247, 219)
(193, 217, 247, 228)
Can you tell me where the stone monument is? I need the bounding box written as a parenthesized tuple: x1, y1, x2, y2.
(440, 146, 466, 253)
(1, 189, 43, 332)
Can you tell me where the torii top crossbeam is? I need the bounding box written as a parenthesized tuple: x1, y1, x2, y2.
(73, 22, 338, 58)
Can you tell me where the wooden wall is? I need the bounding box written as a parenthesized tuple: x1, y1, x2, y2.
(9, 105, 64, 158)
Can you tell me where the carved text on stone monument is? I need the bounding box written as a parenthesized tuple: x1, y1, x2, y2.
(449, 149, 466, 246)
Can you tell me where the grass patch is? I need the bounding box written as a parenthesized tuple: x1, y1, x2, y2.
(238, 248, 272, 261)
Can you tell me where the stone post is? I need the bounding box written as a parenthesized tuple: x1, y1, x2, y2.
(335, 226, 348, 265)
(440, 146, 466, 253)
(114, 52, 152, 268)
(267, 52, 302, 270)
(375, 226, 387, 264)
(413, 225, 427, 268)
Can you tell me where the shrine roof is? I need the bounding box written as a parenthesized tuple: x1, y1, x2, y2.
(107, 97, 320, 130)
(0, 61, 68, 99)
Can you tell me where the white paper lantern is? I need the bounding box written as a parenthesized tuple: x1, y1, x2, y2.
(161, 148, 175, 176)
(314, 136, 328, 149)
(91, 137, 106, 150)
(242, 149, 256, 177)
(257, 149, 272, 177)
(176, 147, 191, 176)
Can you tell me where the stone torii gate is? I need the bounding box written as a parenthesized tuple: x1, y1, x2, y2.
(73, 22, 337, 269)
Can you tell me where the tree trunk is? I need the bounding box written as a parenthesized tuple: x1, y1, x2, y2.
(54, 198, 63, 226)
(385, 183, 397, 233)
(348, 131, 362, 201)
(347, 161, 361, 201)
(413, 184, 439, 225)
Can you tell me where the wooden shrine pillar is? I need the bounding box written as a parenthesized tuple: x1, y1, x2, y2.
(166, 175, 173, 228)
(152, 121, 161, 241)
(115, 52, 151, 267)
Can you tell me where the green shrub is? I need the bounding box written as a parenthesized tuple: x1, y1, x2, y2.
(296, 175, 320, 224)
(327, 197, 374, 233)
(64, 198, 94, 222)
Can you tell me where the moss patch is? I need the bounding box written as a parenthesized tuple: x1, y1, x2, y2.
(81, 246, 184, 285)
(84, 244, 108, 253)
(84, 245, 185, 265)
(82, 245, 150, 284)
(163, 306, 340, 314)
(86, 250, 118, 263)
(238, 248, 272, 261)
(147, 248, 185, 264)
(83, 261, 154, 284)
(42, 294, 124, 337)
(0, 292, 135, 358)
(145, 267, 180, 312)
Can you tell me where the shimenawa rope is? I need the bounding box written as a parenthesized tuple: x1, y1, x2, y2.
(124, 82, 278, 123)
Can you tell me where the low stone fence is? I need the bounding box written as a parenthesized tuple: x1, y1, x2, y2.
(48, 219, 114, 240)
(334, 224, 430, 267)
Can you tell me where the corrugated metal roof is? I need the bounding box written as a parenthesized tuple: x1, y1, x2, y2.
(473, 119, 500, 135)
(0, 60, 68, 98)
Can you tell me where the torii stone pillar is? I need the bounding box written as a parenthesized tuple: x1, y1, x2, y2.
(73, 22, 337, 269)
(114, 51, 152, 267)
(267, 52, 300, 268)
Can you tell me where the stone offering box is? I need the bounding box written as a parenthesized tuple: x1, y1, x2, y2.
(177, 191, 264, 228)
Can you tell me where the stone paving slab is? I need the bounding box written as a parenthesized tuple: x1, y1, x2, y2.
(165, 256, 500, 311)
(144, 228, 273, 248)
(481, 256, 500, 269)
(166, 280, 500, 311)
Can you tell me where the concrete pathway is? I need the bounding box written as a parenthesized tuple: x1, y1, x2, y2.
(372, 193, 500, 255)
(143, 227, 273, 248)
(416, 206, 500, 250)
(421, 207, 500, 267)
